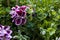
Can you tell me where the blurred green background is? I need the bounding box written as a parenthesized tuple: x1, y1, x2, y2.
(0, 0, 60, 40)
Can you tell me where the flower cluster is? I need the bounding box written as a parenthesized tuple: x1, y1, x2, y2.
(10, 5, 29, 25)
(0, 25, 12, 40)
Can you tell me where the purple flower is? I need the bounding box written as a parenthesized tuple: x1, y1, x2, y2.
(0, 25, 12, 40)
(10, 11, 18, 18)
(10, 5, 28, 25)
(15, 17, 22, 25)
(15, 18, 26, 25)
(20, 5, 27, 11)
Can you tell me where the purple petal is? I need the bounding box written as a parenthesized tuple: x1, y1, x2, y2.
(4, 26, 8, 30)
(4, 26, 10, 30)
(4, 34, 8, 37)
(10, 11, 17, 18)
(16, 9, 23, 16)
(0, 38, 2, 40)
(0, 25, 12, 40)
(12, 17, 16, 22)
(15, 18, 22, 25)
(0, 36, 3, 38)
(2, 30, 7, 35)
(20, 6, 27, 11)
(10, 11, 15, 15)
(5, 37, 10, 40)
(15, 5, 20, 9)
(7, 30, 12, 34)
(21, 18, 26, 25)
(0, 33, 4, 37)
(21, 12, 26, 17)
(11, 7, 15, 10)
(6, 35, 12, 38)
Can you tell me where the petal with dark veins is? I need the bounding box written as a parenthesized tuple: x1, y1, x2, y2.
(21, 18, 26, 25)
(15, 18, 22, 25)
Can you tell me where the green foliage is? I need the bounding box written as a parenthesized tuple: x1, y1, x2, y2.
(0, 0, 60, 40)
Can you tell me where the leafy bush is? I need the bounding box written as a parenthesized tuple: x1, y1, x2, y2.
(0, 0, 60, 40)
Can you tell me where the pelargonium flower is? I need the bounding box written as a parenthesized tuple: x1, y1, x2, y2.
(10, 5, 29, 25)
(0, 25, 12, 40)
